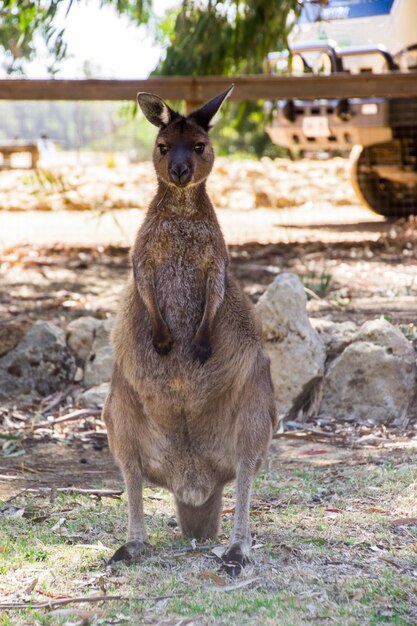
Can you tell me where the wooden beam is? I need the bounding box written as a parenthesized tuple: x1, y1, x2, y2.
(0, 73, 417, 102)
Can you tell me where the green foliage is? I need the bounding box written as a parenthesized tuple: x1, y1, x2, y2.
(0, 0, 299, 156)
(157, 0, 299, 76)
(210, 100, 286, 158)
(155, 0, 300, 157)
(0, 0, 152, 74)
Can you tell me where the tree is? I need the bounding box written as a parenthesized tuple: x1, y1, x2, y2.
(155, 0, 300, 158)
(0, 0, 300, 156)
(0, 0, 299, 75)
(157, 0, 299, 76)
(0, 0, 152, 73)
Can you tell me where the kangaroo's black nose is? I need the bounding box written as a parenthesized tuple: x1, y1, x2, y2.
(169, 164, 191, 185)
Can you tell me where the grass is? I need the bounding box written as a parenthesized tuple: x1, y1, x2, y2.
(1, 445, 417, 625)
(301, 268, 333, 298)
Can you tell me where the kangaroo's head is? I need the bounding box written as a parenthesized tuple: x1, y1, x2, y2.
(137, 86, 234, 188)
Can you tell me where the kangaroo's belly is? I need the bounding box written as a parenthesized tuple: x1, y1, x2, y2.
(141, 424, 236, 505)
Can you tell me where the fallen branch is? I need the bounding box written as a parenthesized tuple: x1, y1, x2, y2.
(40, 386, 79, 416)
(296, 426, 336, 438)
(0, 594, 125, 610)
(32, 408, 102, 430)
(144, 544, 216, 562)
(0, 592, 182, 610)
(1, 489, 28, 504)
(208, 577, 261, 592)
(273, 426, 335, 440)
(26, 487, 123, 498)
(303, 286, 321, 301)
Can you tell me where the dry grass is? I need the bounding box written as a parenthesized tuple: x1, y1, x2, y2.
(1, 440, 417, 625)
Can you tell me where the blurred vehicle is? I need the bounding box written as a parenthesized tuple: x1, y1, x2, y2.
(265, 0, 417, 218)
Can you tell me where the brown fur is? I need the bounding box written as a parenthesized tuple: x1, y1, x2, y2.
(103, 90, 277, 575)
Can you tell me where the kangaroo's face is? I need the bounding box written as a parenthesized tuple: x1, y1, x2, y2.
(137, 86, 234, 189)
(154, 119, 213, 187)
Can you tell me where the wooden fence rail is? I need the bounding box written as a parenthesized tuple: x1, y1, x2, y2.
(1, 73, 417, 104)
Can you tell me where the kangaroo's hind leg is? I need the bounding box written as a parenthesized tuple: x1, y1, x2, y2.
(222, 353, 276, 577)
(107, 460, 150, 564)
(175, 485, 223, 541)
(103, 384, 151, 565)
(221, 459, 256, 576)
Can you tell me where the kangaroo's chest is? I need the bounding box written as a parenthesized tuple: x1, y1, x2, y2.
(148, 218, 216, 331)
(151, 217, 216, 266)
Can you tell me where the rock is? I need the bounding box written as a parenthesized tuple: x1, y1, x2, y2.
(0, 321, 76, 403)
(0, 319, 31, 357)
(67, 316, 113, 387)
(311, 319, 358, 359)
(83, 319, 113, 387)
(320, 318, 417, 425)
(79, 382, 110, 408)
(67, 316, 101, 362)
(227, 189, 256, 211)
(74, 366, 84, 382)
(254, 190, 274, 208)
(256, 273, 326, 417)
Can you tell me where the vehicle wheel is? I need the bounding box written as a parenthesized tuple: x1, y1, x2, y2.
(350, 143, 417, 219)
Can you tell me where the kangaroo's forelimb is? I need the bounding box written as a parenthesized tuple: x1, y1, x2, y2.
(192, 260, 226, 363)
(133, 262, 173, 355)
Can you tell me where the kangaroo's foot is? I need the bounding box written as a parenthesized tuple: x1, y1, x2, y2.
(107, 540, 150, 565)
(221, 543, 249, 578)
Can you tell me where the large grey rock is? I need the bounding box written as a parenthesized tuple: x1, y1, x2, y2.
(67, 316, 101, 362)
(0, 321, 76, 403)
(256, 273, 326, 416)
(320, 318, 417, 425)
(83, 319, 113, 387)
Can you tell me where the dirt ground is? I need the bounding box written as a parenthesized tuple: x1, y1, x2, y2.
(1, 214, 416, 329)
(1, 158, 417, 624)
(2, 157, 416, 331)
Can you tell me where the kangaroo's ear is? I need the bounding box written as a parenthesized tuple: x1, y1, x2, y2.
(188, 84, 234, 131)
(137, 92, 178, 128)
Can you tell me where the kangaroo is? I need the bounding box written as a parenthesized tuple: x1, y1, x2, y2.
(103, 86, 277, 576)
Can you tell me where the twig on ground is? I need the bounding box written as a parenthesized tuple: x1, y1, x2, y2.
(1, 489, 28, 504)
(0, 595, 125, 610)
(32, 408, 102, 430)
(303, 286, 321, 300)
(25, 487, 123, 498)
(0, 592, 182, 610)
(40, 386, 79, 416)
(144, 544, 216, 562)
(273, 426, 336, 440)
(208, 577, 261, 592)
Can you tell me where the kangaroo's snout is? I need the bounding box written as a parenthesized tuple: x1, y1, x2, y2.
(169, 162, 192, 186)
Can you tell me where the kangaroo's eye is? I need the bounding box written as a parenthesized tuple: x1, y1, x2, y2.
(194, 143, 205, 154)
(157, 144, 168, 155)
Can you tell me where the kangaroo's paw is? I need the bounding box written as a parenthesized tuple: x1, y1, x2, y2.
(152, 331, 174, 356)
(107, 540, 150, 565)
(220, 544, 249, 578)
(191, 338, 212, 364)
